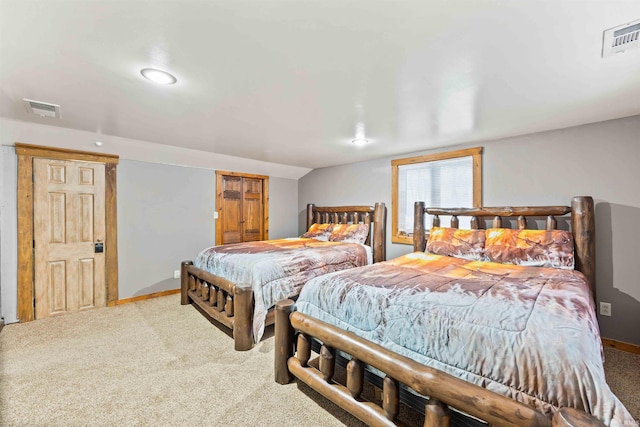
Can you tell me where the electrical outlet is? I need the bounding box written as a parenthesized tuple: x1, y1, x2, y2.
(173, 270, 181, 279)
(599, 302, 611, 317)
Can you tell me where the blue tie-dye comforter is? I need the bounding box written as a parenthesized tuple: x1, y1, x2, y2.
(194, 238, 370, 343)
(295, 252, 635, 427)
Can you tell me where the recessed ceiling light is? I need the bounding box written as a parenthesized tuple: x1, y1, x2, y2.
(140, 68, 177, 85)
(351, 138, 369, 146)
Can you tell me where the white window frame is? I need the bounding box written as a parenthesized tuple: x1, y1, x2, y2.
(391, 147, 482, 244)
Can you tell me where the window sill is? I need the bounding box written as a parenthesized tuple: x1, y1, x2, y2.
(391, 234, 413, 245)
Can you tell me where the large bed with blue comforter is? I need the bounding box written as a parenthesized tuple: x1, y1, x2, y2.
(275, 196, 636, 427)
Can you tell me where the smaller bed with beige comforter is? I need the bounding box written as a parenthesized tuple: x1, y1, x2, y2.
(181, 203, 386, 351)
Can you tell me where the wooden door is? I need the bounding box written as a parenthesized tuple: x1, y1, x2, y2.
(219, 175, 243, 244)
(242, 177, 264, 242)
(216, 171, 269, 245)
(33, 158, 106, 319)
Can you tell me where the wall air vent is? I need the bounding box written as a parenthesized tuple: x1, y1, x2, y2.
(23, 98, 61, 118)
(603, 19, 640, 57)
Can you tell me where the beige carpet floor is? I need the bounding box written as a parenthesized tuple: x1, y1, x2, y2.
(0, 294, 637, 426)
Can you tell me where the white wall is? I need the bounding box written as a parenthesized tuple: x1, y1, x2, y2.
(268, 177, 300, 239)
(0, 119, 300, 321)
(116, 162, 300, 299)
(117, 160, 216, 299)
(0, 117, 310, 180)
(299, 115, 640, 345)
(0, 146, 6, 321)
(0, 146, 17, 322)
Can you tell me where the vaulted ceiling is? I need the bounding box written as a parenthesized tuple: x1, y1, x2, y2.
(2, 1, 640, 169)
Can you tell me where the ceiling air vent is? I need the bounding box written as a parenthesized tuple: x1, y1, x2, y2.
(23, 98, 61, 118)
(602, 19, 640, 57)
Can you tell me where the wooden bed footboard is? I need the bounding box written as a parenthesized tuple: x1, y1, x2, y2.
(181, 260, 257, 351)
(274, 299, 606, 427)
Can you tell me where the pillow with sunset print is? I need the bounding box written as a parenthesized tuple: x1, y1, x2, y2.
(426, 227, 486, 261)
(329, 223, 369, 244)
(484, 228, 575, 269)
(301, 223, 333, 241)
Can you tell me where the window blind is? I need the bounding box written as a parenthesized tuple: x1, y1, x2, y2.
(398, 156, 473, 235)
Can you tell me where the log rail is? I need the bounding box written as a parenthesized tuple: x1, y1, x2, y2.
(275, 299, 606, 427)
(181, 261, 255, 350)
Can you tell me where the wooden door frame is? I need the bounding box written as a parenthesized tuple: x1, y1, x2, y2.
(15, 143, 120, 322)
(215, 170, 269, 246)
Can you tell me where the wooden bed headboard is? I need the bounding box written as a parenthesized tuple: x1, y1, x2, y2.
(306, 203, 387, 263)
(412, 196, 596, 298)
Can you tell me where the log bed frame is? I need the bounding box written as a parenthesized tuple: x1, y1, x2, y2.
(275, 196, 603, 427)
(181, 203, 387, 351)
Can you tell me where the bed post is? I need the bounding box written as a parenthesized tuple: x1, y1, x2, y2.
(233, 284, 254, 351)
(275, 299, 295, 384)
(571, 196, 596, 300)
(180, 261, 193, 305)
(373, 202, 387, 262)
(413, 201, 426, 252)
(306, 203, 315, 230)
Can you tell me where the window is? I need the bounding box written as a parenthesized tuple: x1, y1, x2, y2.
(391, 147, 482, 244)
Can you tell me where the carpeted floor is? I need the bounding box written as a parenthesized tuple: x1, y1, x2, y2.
(603, 346, 640, 424)
(0, 294, 638, 426)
